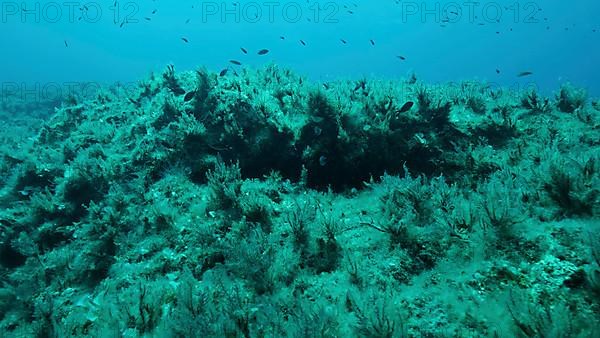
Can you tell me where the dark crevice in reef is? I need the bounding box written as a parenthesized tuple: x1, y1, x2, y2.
(128, 69, 522, 191)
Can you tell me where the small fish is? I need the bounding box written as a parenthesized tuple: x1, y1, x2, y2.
(397, 101, 414, 113)
(183, 91, 196, 102)
(144, 17, 151, 21)
(319, 155, 327, 166)
(257, 49, 269, 55)
(152, 9, 157, 14)
(300, 40, 306, 46)
(496, 69, 501, 74)
(219, 68, 229, 77)
(340, 39, 347, 44)
(280, 36, 285, 40)
(370, 39, 375, 46)
(396, 55, 406, 60)
(64, 40, 68, 47)
(181, 37, 189, 43)
(517, 71, 533, 77)
(18, 187, 33, 196)
(240, 47, 248, 54)
(229, 60, 242, 65)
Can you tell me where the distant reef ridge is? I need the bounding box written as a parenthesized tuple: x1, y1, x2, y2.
(12, 64, 597, 191)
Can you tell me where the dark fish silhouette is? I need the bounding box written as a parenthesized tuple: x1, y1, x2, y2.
(181, 37, 189, 43)
(396, 55, 406, 60)
(517, 71, 533, 77)
(300, 40, 306, 46)
(183, 91, 196, 102)
(240, 47, 248, 54)
(257, 49, 269, 55)
(397, 101, 414, 113)
(219, 68, 229, 77)
(229, 60, 242, 65)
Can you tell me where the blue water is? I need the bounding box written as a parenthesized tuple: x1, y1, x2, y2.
(1, 0, 599, 96)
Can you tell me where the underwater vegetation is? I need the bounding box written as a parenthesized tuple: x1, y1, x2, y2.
(0, 65, 599, 337)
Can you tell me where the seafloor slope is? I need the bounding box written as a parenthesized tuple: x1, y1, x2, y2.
(0, 65, 598, 337)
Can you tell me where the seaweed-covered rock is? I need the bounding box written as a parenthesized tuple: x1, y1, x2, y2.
(0, 66, 598, 337)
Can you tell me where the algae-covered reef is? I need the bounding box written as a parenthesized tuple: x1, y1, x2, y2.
(0, 65, 599, 337)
